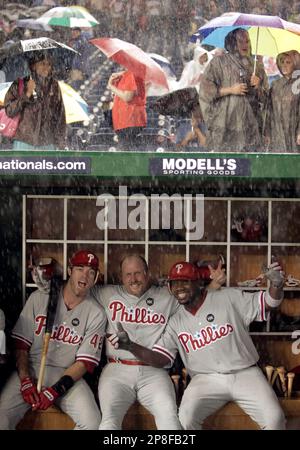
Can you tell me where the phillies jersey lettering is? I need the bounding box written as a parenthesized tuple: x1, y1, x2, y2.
(153, 288, 267, 377)
(12, 290, 107, 372)
(179, 322, 234, 353)
(109, 300, 166, 324)
(92, 284, 179, 361)
(34, 314, 84, 346)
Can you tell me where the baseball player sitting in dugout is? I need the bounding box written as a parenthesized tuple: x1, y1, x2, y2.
(0, 250, 106, 430)
(108, 259, 286, 430)
(92, 254, 225, 430)
(92, 254, 182, 430)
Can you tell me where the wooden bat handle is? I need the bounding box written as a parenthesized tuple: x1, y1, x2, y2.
(271, 368, 278, 386)
(37, 332, 51, 393)
(287, 372, 295, 398)
(171, 374, 180, 397)
(182, 368, 187, 389)
(265, 365, 274, 383)
(277, 367, 287, 396)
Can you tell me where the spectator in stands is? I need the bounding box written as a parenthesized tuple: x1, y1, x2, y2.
(199, 28, 268, 152)
(203, 0, 221, 20)
(177, 107, 206, 149)
(175, 46, 211, 150)
(108, 0, 128, 37)
(226, 0, 242, 12)
(107, 70, 147, 148)
(177, 45, 212, 92)
(287, 1, 300, 23)
(269, 0, 288, 20)
(4, 52, 66, 150)
(264, 50, 300, 153)
(68, 27, 93, 90)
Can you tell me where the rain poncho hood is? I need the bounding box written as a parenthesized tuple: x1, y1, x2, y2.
(176, 46, 212, 92)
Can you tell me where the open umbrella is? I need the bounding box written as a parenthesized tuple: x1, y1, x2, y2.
(58, 81, 89, 123)
(36, 6, 99, 28)
(147, 53, 177, 96)
(147, 53, 177, 79)
(0, 80, 89, 124)
(191, 12, 300, 69)
(152, 87, 199, 117)
(90, 37, 169, 89)
(0, 37, 78, 81)
(16, 18, 53, 32)
(0, 82, 13, 106)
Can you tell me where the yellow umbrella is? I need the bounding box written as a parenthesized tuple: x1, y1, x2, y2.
(0, 80, 89, 124)
(58, 81, 89, 124)
(248, 27, 300, 58)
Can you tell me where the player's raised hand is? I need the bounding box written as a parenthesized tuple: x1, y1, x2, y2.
(262, 258, 285, 288)
(208, 260, 226, 290)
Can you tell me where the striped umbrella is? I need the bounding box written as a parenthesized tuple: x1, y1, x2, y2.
(190, 12, 300, 70)
(36, 6, 99, 28)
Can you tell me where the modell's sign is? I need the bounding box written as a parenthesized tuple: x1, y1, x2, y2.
(149, 158, 251, 176)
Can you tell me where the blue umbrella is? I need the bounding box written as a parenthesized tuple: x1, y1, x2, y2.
(191, 25, 249, 46)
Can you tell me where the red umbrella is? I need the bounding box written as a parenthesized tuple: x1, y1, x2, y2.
(90, 37, 169, 89)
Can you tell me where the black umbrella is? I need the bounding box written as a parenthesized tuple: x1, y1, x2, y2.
(151, 87, 200, 118)
(0, 37, 78, 81)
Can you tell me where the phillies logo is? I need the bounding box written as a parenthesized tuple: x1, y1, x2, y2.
(109, 300, 166, 325)
(178, 323, 234, 354)
(146, 297, 154, 306)
(87, 253, 95, 263)
(35, 315, 83, 346)
(206, 314, 214, 322)
(176, 264, 184, 273)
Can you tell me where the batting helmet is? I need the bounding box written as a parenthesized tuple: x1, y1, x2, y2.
(69, 250, 99, 270)
(168, 261, 199, 281)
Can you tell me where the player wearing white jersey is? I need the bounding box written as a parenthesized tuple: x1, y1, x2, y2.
(108, 260, 286, 430)
(92, 254, 182, 430)
(0, 250, 106, 430)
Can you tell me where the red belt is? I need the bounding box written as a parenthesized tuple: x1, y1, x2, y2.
(108, 357, 149, 366)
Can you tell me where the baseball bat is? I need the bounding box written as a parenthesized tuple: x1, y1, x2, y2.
(171, 374, 180, 399)
(277, 366, 287, 397)
(287, 372, 295, 398)
(265, 365, 274, 384)
(271, 367, 279, 386)
(37, 276, 62, 393)
(181, 367, 188, 390)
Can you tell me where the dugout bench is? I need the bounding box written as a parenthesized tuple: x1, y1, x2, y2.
(16, 397, 300, 430)
(16, 296, 300, 430)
